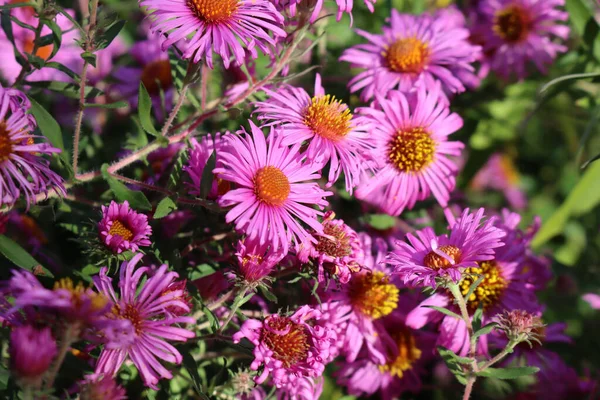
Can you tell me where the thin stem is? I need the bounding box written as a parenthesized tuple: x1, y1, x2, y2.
(159, 83, 190, 137)
(462, 376, 475, 400)
(13, 20, 43, 87)
(200, 64, 209, 110)
(478, 341, 518, 371)
(218, 287, 249, 334)
(44, 323, 79, 390)
(448, 282, 477, 360)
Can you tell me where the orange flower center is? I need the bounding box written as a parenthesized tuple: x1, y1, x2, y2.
(388, 127, 435, 173)
(0, 122, 15, 162)
(114, 303, 144, 335)
(385, 37, 429, 74)
(23, 37, 53, 61)
(253, 166, 290, 206)
(303, 95, 352, 141)
(140, 60, 173, 95)
(187, 0, 240, 23)
(493, 5, 531, 43)
(379, 329, 422, 378)
(348, 271, 399, 319)
(53, 278, 109, 314)
(460, 260, 507, 313)
(108, 220, 134, 242)
(314, 222, 353, 258)
(261, 316, 310, 368)
(424, 245, 462, 270)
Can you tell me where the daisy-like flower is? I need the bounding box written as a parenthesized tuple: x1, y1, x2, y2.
(214, 122, 331, 253)
(340, 10, 481, 101)
(476, 0, 569, 80)
(388, 208, 506, 288)
(235, 237, 285, 283)
(471, 153, 527, 210)
(0, 85, 66, 207)
(93, 253, 195, 389)
(232, 305, 337, 387)
(254, 74, 371, 192)
(98, 201, 152, 254)
(140, 0, 286, 69)
(355, 85, 464, 216)
(184, 133, 230, 199)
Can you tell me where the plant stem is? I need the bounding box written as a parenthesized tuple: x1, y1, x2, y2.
(44, 323, 79, 390)
(463, 376, 475, 400)
(13, 20, 43, 87)
(218, 287, 249, 333)
(159, 83, 190, 137)
(448, 282, 477, 361)
(478, 341, 518, 371)
(200, 64, 209, 110)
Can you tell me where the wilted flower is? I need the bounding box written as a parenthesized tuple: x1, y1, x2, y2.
(98, 201, 152, 254)
(496, 309, 545, 344)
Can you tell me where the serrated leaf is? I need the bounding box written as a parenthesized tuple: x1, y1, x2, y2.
(259, 285, 277, 303)
(437, 346, 469, 385)
(138, 82, 159, 136)
(477, 366, 539, 380)
(101, 164, 152, 211)
(424, 305, 462, 320)
(154, 197, 177, 219)
(96, 19, 125, 50)
(0, 235, 53, 277)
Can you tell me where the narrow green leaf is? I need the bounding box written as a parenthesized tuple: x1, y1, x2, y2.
(96, 19, 125, 50)
(101, 164, 152, 211)
(424, 305, 462, 320)
(0, 235, 53, 277)
(182, 350, 207, 398)
(199, 151, 215, 198)
(42, 19, 62, 59)
(154, 197, 177, 219)
(26, 80, 103, 98)
(477, 366, 539, 380)
(367, 214, 396, 230)
(84, 100, 128, 109)
(472, 323, 498, 340)
(138, 82, 159, 136)
(81, 51, 97, 68)
(472, 304, 484, 331)
(539, 72, 600, 95)
(44, 62, 80, 81)
(259, 286, 278, 303)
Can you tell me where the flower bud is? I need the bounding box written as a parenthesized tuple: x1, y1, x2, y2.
(9, 325, 57, 385)
(496, 309, 545, 345)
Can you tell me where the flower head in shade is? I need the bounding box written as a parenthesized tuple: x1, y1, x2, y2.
(340, 10, 481, 101)
(98, 201, 152, 254)
(140, 0, 286, 69)
(476, 0, 569, 80)
(0, 85, 66, 207)
(471, 153, 527, 209)
(355, 85, 464, 216)
(388, 208, 506, 288)
(232, 305, 337, 387)
(236, 237, 285, 283)
(9, 325, 57, 385)
(79, 374, 127, 400)
(184, 133, 231, 200)
(254, 74, 371, 192)
(215, 122, 331, 253)
(93, 253, 195, 389)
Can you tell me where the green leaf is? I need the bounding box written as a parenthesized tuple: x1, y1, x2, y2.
(96, 19, 125, 50)
(463, 274, 484, 306)
(44, 62, 80, 81)
(84, 100, 128, 109)
(367, 214, 396, 230)
(565, 0, 600, 61)
(539, 72, 600, 95)
(472, 304, 484, 331)
(26, 80, 103, 98)
(0, 235, 53, 277)
(437, 346, 469, 385)
(199, 150, 215, 198)
(424, 305, 462, 320)
(477, 366, 539, 380)
(259, 285, 278, 303)
(0, 2, 34, 10)
(181, 350, 208, 399)
(472, 323, 498, 340)
(101, 164, 152, 211)
(138, 82, 159, 136)
(81, 51, 97, 68)
(154, 197, 177, 219)
(169, 48, 188, 91)
(42, 19, 62, 59)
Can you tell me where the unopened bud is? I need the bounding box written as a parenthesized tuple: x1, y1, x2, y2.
(496, 309, 545, 345)
(9, 325, 57, 386)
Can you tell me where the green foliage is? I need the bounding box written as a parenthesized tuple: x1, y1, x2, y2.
(477, 367, 540, 380)
(154, 197, 178, 219)
(0, 235, 53, 277)
(101, 164, 152, 210)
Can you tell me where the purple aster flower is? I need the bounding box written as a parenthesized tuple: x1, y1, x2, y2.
(254, 74, 372, 192)
(78, 374, 127, 400)
(273, 0, 375, 24)
(140, 0, 286, 69)
(387, 208, 506, 288)
(340, 9, 481, 101)
(355, 85, 464, 216)
(236, 237, 285, 283)
(93, 253, 195, 389)
(214, 122, 331, 253)
(232, 305, 337, 387)
(583, 293, 600, 309)
(184, 133, 231, 199)
(476, 0, 569, 80)
(277, 376, 324, 400)
(0, 85, 66, 207)
(9, 325, 57, 386)
(98, 201, 152, 254)
(471, 153, 527, 210)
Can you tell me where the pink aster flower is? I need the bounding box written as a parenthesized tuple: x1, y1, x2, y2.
(184, 133, 230, 199)
(78, 374, 127, 400)
(9, 325, 57, 385)
(476, 0, 569, 80)
(235, 237, 285, 283)
(0, 85, 66, 208)
(98, 201, 152, 254)
(340, 10, 481, 101)
(214, 122, 331, 253)
(140, 0, 286, 69)
(355, 85, 464, 216)
(277, 376, 324, 400)
(93, 253, 195, 389)
(233, 305, 337, 387)
(387, 208, 506, 288)
(471, 153, 527, 209)
(254, 74, 371, 192)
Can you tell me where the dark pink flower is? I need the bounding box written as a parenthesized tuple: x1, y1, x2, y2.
(9, 325, 57, 384)
(98, 201, 152, 254)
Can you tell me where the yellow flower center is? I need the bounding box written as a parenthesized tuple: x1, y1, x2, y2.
(460, 260, 507, 313)
(384, 37, 430, 74)
(113, 303, 144, 335)
(53, 278, 108, 313)
(108, 220, 134, 242)
(187, 0, 240, 23)
(261, 316, 310, 368)
(493, 5, 531, 43)
(388, 127, 436, 173)
(349, 271, 399, 319)
(303, 95, 352, 141)
(314, 222, 352, 258)
(424, 245, 462, 270)
(140, 59, 173, 96)
(379, 329, 422, 378)
(0, 122, 15, 162)
(253, 166, 290, 206)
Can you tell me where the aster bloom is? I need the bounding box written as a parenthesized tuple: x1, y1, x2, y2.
(236, 237, 285, 283)
(0, 85, 66, 207)
(471, 153, 527, 209)
(140, 0, 286, 69)
(215, 122, 331, 253)
(388, 208, 506, 288)
(93, 253, 195, 389)
(98, 201, 152, 254)
(79, 374, 127, 400)
(233, 305, 337, 387)
(355, 85, 464, 216)
(184, 133, 231, 199)
(476, 0, 569, 80)
(277, 376, 324, 400)
(9, 325, 57, 385)
(340, 10, 481, 101)
(254, 74, 371, 192)
(272, 0, 375, 24)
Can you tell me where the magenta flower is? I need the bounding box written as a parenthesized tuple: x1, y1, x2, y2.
(388, 208, 506, 288)
(583, 293, 600, 309)
(272, 0, 375, 24)
(0, 85, 66, 208)
(9, 325, 57, 384)
(340, 10, 481, 101)
(98, 201, 152, 254)
(140, 0, 286, 69)
(79, 374, 127, 400)
(471, 153, 527, 210)
(476, 0, 569, 80)
(235, 237, 285, 283)
(184, 133, 230, 199)
(254, 74, 371, 192)
(232, 305, 337, 387)
(355, 85, 464, 216)
(214, 122, 331, 253)
(276, 376, 324, 400)
(93, 253, 195, 389)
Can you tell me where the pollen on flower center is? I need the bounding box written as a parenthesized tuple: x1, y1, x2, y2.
(460, 260, 507, 313)
(187, 0, 240, 23)
(140, 60, 173, 95)
(388, 127, 436, 173)
(109, 220, 134, 242)
(379, 329, 422, 378)
(424, 245, 462, 270)
(315, 222, 352, 258)
(261, 316, 310, 368)
(53, 278, 108, 312)
(384, 37, 430, 74)
(303, 95, 352, 141)
(116, 303, 144, 335)
(0, 122, 15, 162)
(493, 5, 531, 43)
(349, 271, 399, 319)
(254, 166, 290, 206)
